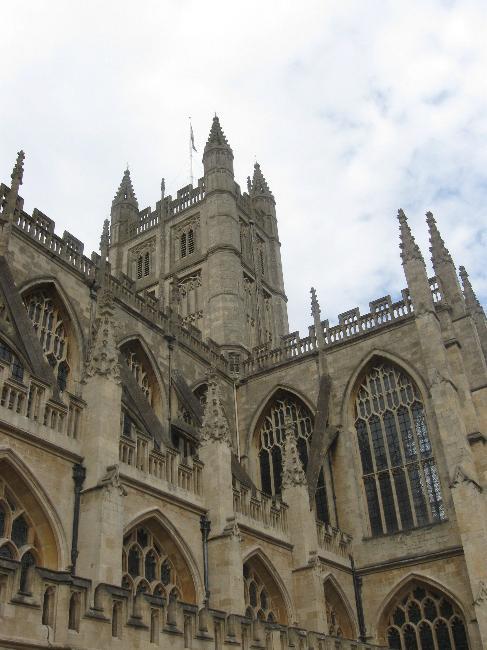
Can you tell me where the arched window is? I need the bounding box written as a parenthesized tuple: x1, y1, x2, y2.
(180, 233, 187, 258)
(122, 526, 181, 599)
(323, 579, 355, 640)
(144, 251, 150, 277)
(112, 601, 122, 638)
(24, 289, 72, 392)
(42, 586, 55, 626)
(121, 342, 161, 414)
(0, 339, 25, 387)
(243, 557, 287, 625)
(256, 392, 331, 523)
(68, 592, 81, 631)
(354, 361, 445, 536)
(0, 481, 36, 562)
(384, 582, 469, 649)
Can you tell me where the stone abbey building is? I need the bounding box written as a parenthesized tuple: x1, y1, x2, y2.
(0, 116, 486, 650)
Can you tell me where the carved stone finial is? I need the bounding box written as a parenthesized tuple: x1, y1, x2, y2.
(200, 371, 231, 446)
(282, 413, 307, 488)
(161, 177, 165, 200)
(83, 289, 121, 383)
(205, 115, 229, 148)
(459, 266, 484, 315)
(426, 211, 454, 270)
(397, 209, 425, 264)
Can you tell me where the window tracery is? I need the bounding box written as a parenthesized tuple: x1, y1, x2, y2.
(178, 272, 202, 328)
(354, 362, 445, 536)
(122, 345, 154, 405)
(0, 338, 25, 387)
(0, 478, 38, 563)
(243, 563, 276, 623)
(385, 583, 469, 649)
(24, 291, 70, 391)
(175, 217, 199, 261)
(130, 238, 155, 281)
(122, 526, 181, 600)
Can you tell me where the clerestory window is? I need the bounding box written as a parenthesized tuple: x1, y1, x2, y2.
(354, 361, 445, 537)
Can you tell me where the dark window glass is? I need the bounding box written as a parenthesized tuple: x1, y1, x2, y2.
(408, 464, 428, 527)
(259, 450, 271, 495)
(137, 528, 148, 548)
(315, 468, 330, 524)
(403, 624, 418, 650)
(435, 620, 452, 650)
(364, 477, 382, 536)
(11, 515, 28, 547)
(57, 361, 69, 392)
(0, 504, 5, 537)
(387, 627, 401, 649)
(0, 341, 12, 363)
(188, 229, 194, 254)
(11, 359, 24, 383)
(144, 252, 150, 276)
(0, 545, 13, 558)
(383, 411, 402, 466)
(271, 447, 282, 495)
(128, 546, 140, 578)
(419, 622, 435, 650)
(369, 415, 387, 470)
(393, 469, 414, 530)
(451, 617, 469, 650)
(145, 551, 157, 582)
(180, 233, 187, 258)
(379, 473, 398, 533)
(356, 419, 373, 474)
(137, 256, 143, 279)
(161, 559, 171, 586)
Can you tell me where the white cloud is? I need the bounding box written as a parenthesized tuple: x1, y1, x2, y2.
(0, 0, 485, 335)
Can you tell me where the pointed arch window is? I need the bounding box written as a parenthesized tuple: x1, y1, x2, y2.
(354, 361, 445, 537)
(180, 232, 187, 258)
(243, 561, 280, 624)
(384, 583, 469, 649)
(122, 526, 181, 600)
(24, 290, 70, 391)
(0, 479, 38, 565)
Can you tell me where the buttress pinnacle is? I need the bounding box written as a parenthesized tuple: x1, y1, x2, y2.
(397, 209, 425, 265)
(426, 211, 454, 270)
(11, 151, 25, 186)
(459, 266, 484, 315)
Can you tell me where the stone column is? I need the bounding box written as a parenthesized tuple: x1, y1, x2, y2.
(197, 373, 245, 615)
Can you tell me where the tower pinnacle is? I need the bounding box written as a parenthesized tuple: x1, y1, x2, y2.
(11, 150, 25, 187)
(250, 162, 274, 199)
(205, 115, 230, 150)
(112, 168, 138, 209)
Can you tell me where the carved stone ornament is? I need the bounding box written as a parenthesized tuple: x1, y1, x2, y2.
(83, 290, 121, 384)
(200, 372, 231, 446)
(474, 581, 487, 607)
(282, 413, 307, 489)
(224, 520, 242, 542)
(449, 464, 481, 492)
(129, 237, 156, 259)
(99, 464, 127, 496)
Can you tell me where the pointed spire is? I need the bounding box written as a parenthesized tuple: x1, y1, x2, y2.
(250, 162, 273, 199)
(160, 177, 165, 200)
(112, 168, 138, 208)
(459, 266, 484, 315)
(397, 209, 425, 264)
(426, 211, 454, 270)
(282, 413, 307, 488)
(11, 151, 25, 187)
(99, 219, 110, 274)
(200, 371, 231, 445)
(205, 115, 229, 149)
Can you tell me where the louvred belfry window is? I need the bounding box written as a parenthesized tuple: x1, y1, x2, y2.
(354, 361, 445, 537)
(385, 583, 469, 649)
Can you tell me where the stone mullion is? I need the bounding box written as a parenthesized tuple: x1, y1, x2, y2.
(410, 404, 434, 523)
(392, 407, 419, 529)
(364, 416, 387, 535)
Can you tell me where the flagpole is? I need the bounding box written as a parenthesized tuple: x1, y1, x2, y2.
(189, 116, 194, 187)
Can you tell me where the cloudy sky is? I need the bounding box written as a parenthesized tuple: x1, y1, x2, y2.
(1, 0, 485, 335)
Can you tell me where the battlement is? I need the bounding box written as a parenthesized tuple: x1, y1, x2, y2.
(240, 279, 444, 376)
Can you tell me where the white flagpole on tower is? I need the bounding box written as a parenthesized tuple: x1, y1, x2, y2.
(189, 117, 197, 187)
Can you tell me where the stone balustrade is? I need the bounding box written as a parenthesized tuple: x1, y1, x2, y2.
(0, 361, 83, 440)
(316, 521, 353, 559)
(119, 431, 203, 498)
(232, 478, 288, 537)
